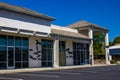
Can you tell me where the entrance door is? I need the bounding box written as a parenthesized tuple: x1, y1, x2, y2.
(7, 47, 15, 69)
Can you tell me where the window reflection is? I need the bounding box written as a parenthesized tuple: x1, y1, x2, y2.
(0, 46, 6, 61)
(8, 36, 14, 46)
(0, 35, 7, 46)
(42, 39, 53, 67)
(0, 35, 29, 69)
(73, 42, 89, 65)
(22, 37, 28, 47)
(15, 37, 22, 47)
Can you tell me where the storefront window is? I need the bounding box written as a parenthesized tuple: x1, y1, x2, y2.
(22, 47, 28, 61)
(73, 42, 89, 65)
(8, 36, 14, 46)
(15, 37, 22, 47)
(0, 35, 7, 69)
(0, 35, 7, 46)
(22, 37, 28, 47)
(0, 35, 29, 69)
(0, 46, 7, 69)
(0, 46, 6, 62)
(15, 37, 29, 69)
(41, 39, 53, 67)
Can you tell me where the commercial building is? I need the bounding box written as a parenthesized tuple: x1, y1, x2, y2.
(0, 2, 110, 69)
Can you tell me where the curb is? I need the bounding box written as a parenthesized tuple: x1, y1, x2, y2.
(0, 64, 116, 74)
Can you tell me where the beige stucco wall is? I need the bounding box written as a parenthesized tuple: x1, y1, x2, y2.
(79, 30, 88, 36)
(66, 40, 73, 66)
(29, 36, 42, 68)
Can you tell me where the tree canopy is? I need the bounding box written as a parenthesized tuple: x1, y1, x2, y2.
(93, 33, 105, 56)
(113, 36, 120, 45)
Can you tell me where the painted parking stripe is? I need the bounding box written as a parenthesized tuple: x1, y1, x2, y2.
(68, 70, 97, 73)
(46, 72, 81, 75)
(19, 74, 60, 78)
(0, 77, 23, 80)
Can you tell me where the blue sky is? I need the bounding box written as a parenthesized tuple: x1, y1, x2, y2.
(0, 0, 120, 41)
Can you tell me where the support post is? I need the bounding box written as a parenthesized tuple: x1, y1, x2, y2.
(53, 38, 59, 68)
(105, 32, 110, 64)
(88, 28, 94, 65)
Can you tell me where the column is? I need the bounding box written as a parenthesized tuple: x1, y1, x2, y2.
(88, 28, 94, 65)
(53, 38, 59, 68)
(105, 32, 110, 64)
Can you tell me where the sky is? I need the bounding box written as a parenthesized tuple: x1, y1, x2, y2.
(0, 0, 120, 41)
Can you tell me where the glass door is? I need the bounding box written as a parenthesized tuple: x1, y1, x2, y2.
(7, 47, 15, 69)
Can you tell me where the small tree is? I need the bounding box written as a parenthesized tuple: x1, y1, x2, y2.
(109, 42, 113, 46)
(113, 36, 120, 45)
(93, 33, 105, 59)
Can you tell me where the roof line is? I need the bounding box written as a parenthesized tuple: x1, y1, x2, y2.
(0, 2, 55, 21)
(67, 20, 109, 31)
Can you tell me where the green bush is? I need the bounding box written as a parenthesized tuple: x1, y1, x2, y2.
(110, 60, 117, 64)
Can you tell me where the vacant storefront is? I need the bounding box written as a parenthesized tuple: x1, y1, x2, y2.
(0, 2, 110, 70)
(0, 35, 29, 69)
(73, 42, 89, 65)
(41, 39, 53, 67)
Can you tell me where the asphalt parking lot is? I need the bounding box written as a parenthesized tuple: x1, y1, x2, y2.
(0, 65, 120, 80)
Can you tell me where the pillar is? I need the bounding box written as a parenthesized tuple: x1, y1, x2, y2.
(105, 32, 110, 64)
(88, 28, 94, 65)
(53, 38, 59, 67)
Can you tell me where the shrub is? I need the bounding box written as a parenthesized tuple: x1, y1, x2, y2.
(110, 60, 117, 64)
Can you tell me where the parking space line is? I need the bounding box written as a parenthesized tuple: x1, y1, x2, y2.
(0, 77, 23, 80)
(67, 71, 97, 73)
(46, 72, 81, 75)
(19, 74, 60, 78)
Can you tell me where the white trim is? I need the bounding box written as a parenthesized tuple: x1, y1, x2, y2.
(7, 47, 15, 69)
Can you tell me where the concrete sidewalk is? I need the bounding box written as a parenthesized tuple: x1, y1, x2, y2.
(0, 64, 116, 74)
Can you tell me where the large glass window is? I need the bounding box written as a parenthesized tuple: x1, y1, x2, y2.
(0, 46, 7, 69)
(15, 47, 22, 61)
(0, 35, 29, 69)
(22, 47, 28, 68)
(22, 37, 28, 47)
(15, 37, 22, 47)
(8, 36, 14, 46)
(0, 35, 7, 46)
(59, 41, 66, 66)
(22, 47, 28, 61)
(41, 39, 53, 67)
(73, 42, 89, 65)
(0, 46, 6, 62)
(0, 35, 7, 69)
(15, 37, 29, 69)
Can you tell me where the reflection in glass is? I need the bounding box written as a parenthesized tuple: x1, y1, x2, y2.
(0, 35, 29, 69)
(0, 46, 6, 61)
(15, 47, 21, 61)
(73, 42, 89, 65)
(0, 35, 6, 46)
(8, 36, 14, 46)
(41, 39, 53, 67)
(22, 47, 28, 61)
(8, 47, 14, 67)
(15, 37, 22, 46)
(22, 37, 28, 47)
